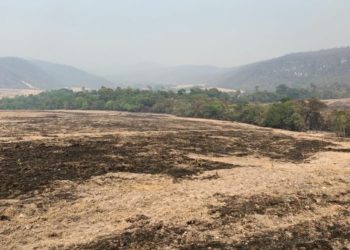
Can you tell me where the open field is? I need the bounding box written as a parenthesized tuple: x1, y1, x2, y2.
(0, 110, 350, 249)
(324, 98, 350, 110)
(0, 89, 43, 99)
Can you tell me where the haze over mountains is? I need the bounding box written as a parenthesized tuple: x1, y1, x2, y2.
(106, 63, 230, 88)
(0, 57, 111, 90)
(215, 47, 350, 90)
(0, 47, 349, 91)
(109, 47, 350, 90)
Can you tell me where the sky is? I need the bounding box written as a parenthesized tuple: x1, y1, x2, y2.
(1, 0, 350, 74)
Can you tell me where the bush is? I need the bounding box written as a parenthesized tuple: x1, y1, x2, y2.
(331, 111, 350, 137)
(263, 101, 304, 131)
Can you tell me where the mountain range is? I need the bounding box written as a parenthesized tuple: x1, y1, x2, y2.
(0, 57, 111, 89)
(107, 47, 350, 90)
(0, 47, 350, 91)
(214, 47, 350, 90)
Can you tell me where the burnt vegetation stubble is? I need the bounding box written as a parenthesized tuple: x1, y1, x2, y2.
(0, 126, 333, 199)
(70, 191, 350, 250)
(1, 113, 350, 249)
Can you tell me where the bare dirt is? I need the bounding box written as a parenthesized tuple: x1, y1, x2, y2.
(0, 110, 349, 249)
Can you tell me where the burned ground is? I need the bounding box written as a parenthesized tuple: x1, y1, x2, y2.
(69, 216, 350, 250)
(70, 192, 350, 250)
(0, 111, 349, 249)
(0, 114, 334, 199)
(0, 135, 240, 199)
(232, 212, 350, 250)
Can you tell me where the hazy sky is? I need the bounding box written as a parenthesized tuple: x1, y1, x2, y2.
(1, 0, 350, 73)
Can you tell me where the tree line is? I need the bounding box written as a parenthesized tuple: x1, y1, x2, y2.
(0, 85, 349, 136)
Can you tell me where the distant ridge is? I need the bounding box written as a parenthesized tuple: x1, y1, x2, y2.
(0, 57, 111, 90)
(2, 47, 350, 91)
(213, 47, 350, 90)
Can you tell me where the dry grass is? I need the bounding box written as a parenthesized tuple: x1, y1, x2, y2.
(0, 110, 349, 249)
(0, 89, 42, 99)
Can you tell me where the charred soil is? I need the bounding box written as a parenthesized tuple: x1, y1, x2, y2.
(0, 111, 349, 249)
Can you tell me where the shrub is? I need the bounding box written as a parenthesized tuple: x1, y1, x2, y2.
(331, 111, 350, 137)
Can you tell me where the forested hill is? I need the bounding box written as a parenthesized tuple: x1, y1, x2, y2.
(0, 57, 111, 90)
(213, 47, 350, 90)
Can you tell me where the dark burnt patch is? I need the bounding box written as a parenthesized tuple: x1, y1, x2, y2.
(149, 130, 333, 162)
(326, 147, 350, 153)
(232, 212, 350, 250)
(0, 135, 240, 199)
(68, 216, 220, 250)
(0, 113, 334, 199)
(69, 219, 185, 250)
(66, 204, 350, 250)
(208, 192, 350, 224)
(0, 215, 10, 221)
(67, 211, 350, 250)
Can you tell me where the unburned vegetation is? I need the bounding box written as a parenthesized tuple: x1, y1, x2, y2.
(0, 111, 350, 249)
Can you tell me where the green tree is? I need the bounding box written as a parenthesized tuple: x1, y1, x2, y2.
(263, 101, 303, 131)
(331, 111, 350, 137)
